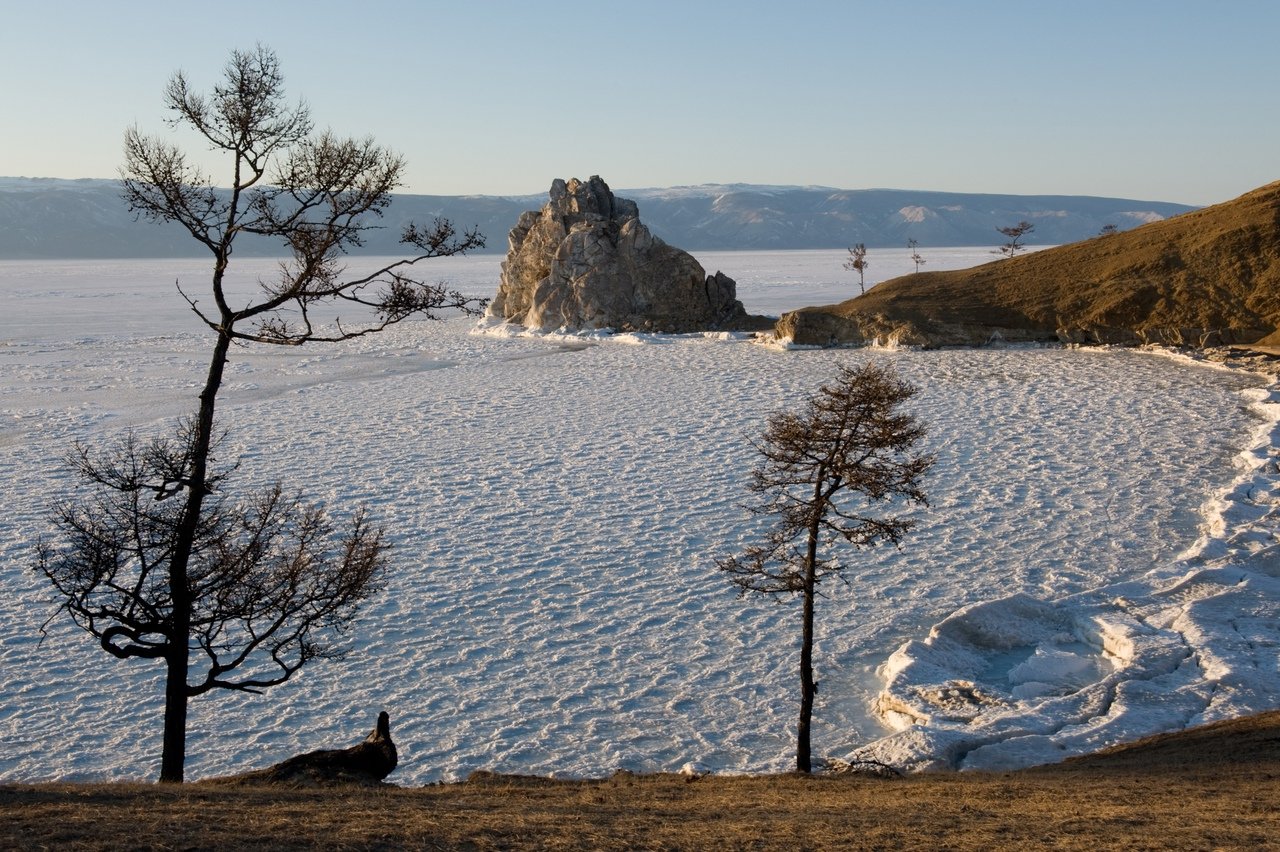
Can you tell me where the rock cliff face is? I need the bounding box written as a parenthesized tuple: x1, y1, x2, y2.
(487, 176, 749, 332)
(777, 180, 1280, 349)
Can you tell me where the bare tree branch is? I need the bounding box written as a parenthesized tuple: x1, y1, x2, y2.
(36, 426, 390, 701)
(995, 221, 1036, 258)
(843, 244, 869, 294)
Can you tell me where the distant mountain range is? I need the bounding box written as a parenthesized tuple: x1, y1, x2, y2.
(0, 176, 1197, 259)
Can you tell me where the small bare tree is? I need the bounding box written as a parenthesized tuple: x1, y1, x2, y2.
(908, 238, 926, 273)
(718, 363, 934, 773)
(35, 45, 485, 783)
(843, 243, 870, 294)
(1098, 223, 1119, 237)
(995, 221, 1035, 258)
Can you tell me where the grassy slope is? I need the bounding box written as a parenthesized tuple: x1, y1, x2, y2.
(780, 180, 1280, 348)
(4, 710, 1279, 850)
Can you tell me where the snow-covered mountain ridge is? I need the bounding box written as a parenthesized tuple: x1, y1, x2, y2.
(0, 177, 1196, 258)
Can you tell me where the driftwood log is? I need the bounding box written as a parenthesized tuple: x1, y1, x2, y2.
(221, 711, 398, 786)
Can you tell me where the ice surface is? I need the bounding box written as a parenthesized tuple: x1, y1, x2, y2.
(0, 250, 1274, 783)
(853, 372, 1280, 772)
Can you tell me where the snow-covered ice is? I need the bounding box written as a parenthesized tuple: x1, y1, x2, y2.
(0, 249, 1276, 783)
(853, 376, 1280, 771)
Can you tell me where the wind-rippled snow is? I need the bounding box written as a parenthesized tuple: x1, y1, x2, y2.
(0, 250, 1275, 783)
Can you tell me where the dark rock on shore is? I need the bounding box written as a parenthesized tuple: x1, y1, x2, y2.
(219, 711, 398, 787)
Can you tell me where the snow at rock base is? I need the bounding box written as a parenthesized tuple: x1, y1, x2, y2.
(1, 250, 1277, 783)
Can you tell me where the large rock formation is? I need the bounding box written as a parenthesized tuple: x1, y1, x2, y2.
(487, 176, 753, 332)
(778, 180, 1280, 349)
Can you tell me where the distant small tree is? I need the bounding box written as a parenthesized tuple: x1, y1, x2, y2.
(908, 238, 926, 273)
(843, 243, 870, 294)
(35, 45, 485, 783)
(995, 221, 1035, 258)
(718, 363, 934, 773)
(1098, 223, 1119, 237)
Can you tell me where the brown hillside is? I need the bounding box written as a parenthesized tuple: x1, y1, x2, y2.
(777, 180, 1280, 348)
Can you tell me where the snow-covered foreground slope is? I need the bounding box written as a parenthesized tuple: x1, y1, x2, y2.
(0, 251, 1276, 783)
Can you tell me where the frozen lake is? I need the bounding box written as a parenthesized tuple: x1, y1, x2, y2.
(1, 248, 1278, 782)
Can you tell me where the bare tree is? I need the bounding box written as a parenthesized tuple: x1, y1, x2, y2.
(843, 243, 870, 294)
(718, 363, 934, 773)
(1098, 223, 1119, 237)
(908, 238, 926, 273)
(38, 423, 387, 724)
(995, 221, 1035, 258)
(35, 45, 485, 783)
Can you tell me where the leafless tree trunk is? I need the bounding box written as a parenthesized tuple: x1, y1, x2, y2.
(37, 45, 485, 783)
(718, 363, 934, 772)
(843, 243, 870, 294)
(995, 221, 1036, 258)
(908, 238, 926, 273)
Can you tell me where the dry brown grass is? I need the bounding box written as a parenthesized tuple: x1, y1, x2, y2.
(5, 711, 1280, 850)
(784, 179, 1280, 348)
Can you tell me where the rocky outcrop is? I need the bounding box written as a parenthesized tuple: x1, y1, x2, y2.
(487, 176, 754, 333)
(222, 711, 399, 787)
(778, 180, 1280, 349)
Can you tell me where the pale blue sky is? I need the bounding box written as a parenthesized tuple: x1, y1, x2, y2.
(1, 0, 1275, 205)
